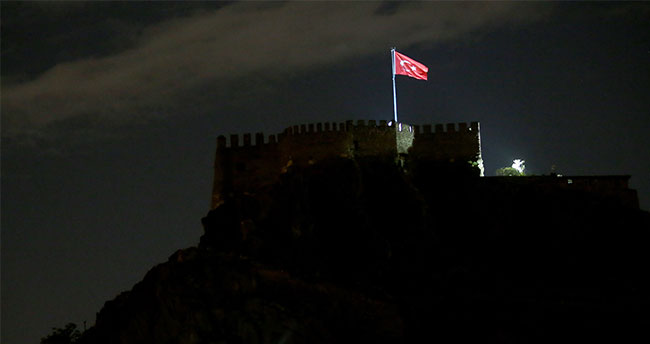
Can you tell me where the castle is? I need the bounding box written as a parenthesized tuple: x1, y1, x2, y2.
(211, 120, 484, 208)
(211, 119, 640, 210)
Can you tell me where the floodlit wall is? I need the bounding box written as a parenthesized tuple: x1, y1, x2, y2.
(409, 122, 482, 168)
(211, 120, 483, 208)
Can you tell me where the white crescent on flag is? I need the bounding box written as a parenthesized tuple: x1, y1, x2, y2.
(394, 51, 428, 80)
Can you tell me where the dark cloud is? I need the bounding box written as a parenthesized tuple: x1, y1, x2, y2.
(2, 2, 551, 140)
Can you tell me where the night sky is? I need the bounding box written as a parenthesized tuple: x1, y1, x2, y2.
(2, 2, 649, 343)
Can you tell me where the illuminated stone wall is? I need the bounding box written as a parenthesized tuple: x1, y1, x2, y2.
(409, 121, 484, 177)
(211, 120, 483, 208)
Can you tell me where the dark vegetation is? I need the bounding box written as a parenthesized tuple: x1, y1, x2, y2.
(41, 323, 80, 344)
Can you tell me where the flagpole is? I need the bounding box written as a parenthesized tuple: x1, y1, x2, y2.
(391, 47, 398, 124)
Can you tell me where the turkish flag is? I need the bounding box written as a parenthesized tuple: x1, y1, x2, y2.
(394, 51, 428, 80)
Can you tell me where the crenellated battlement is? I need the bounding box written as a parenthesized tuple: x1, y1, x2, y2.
(211, 120, 483, 208)
(412, 121, 479, 135)
(217, 120, 479, 149)
(215, 120, 426, 149)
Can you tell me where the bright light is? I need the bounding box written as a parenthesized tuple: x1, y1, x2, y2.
(512, 159, 525, 174)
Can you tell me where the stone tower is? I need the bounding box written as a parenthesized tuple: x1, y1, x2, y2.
(211, 120, 483, 208)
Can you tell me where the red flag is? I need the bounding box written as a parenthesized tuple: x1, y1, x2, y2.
(394, 51, 428, 80)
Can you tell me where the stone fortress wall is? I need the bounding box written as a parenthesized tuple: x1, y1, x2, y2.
(211, 120, 483, 208)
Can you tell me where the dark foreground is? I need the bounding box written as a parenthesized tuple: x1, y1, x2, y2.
(79, 159, 650, 343)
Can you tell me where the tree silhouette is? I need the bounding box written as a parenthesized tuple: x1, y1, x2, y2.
(496, 166, 524, 176)
(41, 323, 80, 344)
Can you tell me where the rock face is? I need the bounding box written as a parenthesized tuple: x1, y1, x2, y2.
(82, 249, 404, 344)
(80, 158, 649, 343)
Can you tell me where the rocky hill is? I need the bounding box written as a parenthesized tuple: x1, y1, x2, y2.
(79, 157, 649, 343)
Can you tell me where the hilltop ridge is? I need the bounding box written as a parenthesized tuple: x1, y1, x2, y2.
(77, 141, 649, 343)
